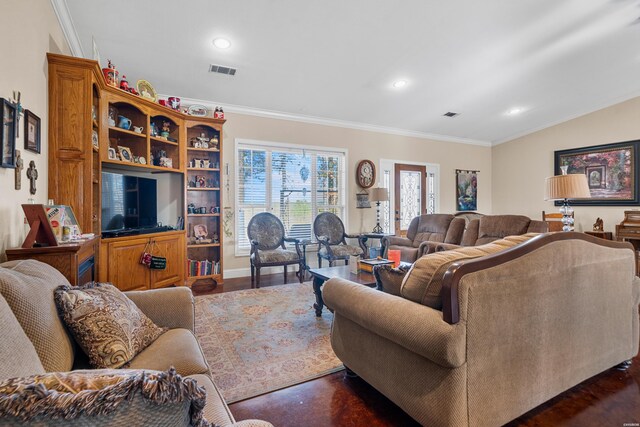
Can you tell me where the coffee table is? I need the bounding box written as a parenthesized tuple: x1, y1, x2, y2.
(309, 265, 377, 317)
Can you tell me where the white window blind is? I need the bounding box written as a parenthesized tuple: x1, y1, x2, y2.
(236, 141, 346, 255)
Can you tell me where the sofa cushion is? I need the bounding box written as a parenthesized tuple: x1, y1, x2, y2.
(476, 215, 531, 244)
(0, 260, 75, 373)
(0, 293, 45, 380)
(319, 244, 364, 258)
(55, 282, 166, 369)
(401, 234, 538, 309)
(0, 368, 210, 426)
(127, 328, 210, 376)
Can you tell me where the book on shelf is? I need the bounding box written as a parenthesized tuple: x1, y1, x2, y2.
(358, 258, 394, 273)
(187, 258, 220, 277)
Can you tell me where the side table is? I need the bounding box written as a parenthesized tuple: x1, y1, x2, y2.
(5, 237, 98, 285)
(584, 231, 613, 240)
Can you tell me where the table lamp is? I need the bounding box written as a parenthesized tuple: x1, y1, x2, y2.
(544, 170, 590, 231)
(369, 187, 389, 234)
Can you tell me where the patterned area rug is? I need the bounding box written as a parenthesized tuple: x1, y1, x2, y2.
(195, 282, 343, 403)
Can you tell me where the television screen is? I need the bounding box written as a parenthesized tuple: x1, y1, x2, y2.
(101, 172, 158, 232)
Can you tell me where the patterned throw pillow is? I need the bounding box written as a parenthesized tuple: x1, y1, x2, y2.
(54, 282, 166, 369)
(0, 368, 212, 426)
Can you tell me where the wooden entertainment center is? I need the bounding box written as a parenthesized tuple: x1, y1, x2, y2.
(46, 53, 225, 291)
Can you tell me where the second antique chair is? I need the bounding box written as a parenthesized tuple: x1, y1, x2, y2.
(247, 212, 304, 288)
(313, 212, 366, 267)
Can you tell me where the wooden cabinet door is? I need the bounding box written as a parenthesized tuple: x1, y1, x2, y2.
(150, 233, 185, 288)
(106, 237, 150, 291)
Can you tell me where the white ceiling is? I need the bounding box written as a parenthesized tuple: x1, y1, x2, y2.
(60, 0, 640, 145)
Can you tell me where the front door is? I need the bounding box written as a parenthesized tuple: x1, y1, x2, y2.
(394, 164, 426, 236)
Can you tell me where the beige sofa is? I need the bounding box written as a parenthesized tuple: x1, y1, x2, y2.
(324, 232, 640, 426)
(0, 259, 271, 427)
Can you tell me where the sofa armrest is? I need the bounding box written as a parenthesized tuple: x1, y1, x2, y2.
(125, 287, 195, 333)
(384, 236, 413, 247)
(435, 242, 463, 252)
(373, 263, 411, 296)
(323, 278, 465, 368)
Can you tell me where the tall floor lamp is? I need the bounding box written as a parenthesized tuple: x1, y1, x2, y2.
(369, 187, 389, 234)
(544, 171, 590, 231)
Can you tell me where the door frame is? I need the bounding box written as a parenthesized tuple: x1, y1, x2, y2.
(379, 159, 440, 235)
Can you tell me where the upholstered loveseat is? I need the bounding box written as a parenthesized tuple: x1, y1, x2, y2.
(0, 259, 271, 426)
(381, 214, 465, 262)
(324, 233, 640, 426)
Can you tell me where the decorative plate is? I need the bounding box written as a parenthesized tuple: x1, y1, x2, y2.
(136, 80, 157, 102)
(187, 104, 208, 117)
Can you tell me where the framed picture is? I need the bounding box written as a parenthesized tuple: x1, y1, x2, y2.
(554, 140, 640, 206)
(456, 170, 478, 211)
(1, 98, 16, 168)
(24, 110, 41, 154)
(107, 147, 117, 160)
(193, 224, 208, 238)
(118, 146, 133, 162)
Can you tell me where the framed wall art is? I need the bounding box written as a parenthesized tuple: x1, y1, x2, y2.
(24, 110, 41, 154)
(1, 98, 16, 168)
(456, 169, 478, 211)
(554, 140, 640, 206)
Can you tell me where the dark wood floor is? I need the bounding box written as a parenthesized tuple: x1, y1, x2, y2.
(194, 272, 640, 427)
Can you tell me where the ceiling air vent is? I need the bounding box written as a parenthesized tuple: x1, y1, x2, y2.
(443, 112, 459, 117)
(209, 64, 237, 76)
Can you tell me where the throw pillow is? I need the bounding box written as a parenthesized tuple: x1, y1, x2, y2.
(0, 367, 212, 427)
(401, 234, 538, 309)
(55, 282, 167, 369)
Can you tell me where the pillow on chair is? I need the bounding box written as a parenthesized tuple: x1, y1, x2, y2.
(55, 282, 166, 369)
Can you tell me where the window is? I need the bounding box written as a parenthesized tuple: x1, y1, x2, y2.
(236, 140, 346, 255)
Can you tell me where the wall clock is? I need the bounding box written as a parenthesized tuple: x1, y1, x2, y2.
(356, 159, 376, 189)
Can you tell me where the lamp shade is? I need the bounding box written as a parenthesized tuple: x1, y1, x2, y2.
(369, 187, 389, 202)
(544, 173, 591, 200)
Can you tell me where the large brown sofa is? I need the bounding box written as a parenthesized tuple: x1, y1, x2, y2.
(381, 214, 465, 262)
(324, 233, 640, 426)
(0, 259, 271, 426)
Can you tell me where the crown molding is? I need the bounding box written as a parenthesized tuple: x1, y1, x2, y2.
(50, 0, 84, 58)
(162, 95, 492, 147)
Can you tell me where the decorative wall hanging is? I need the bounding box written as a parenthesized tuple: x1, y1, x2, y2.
(26, 160, 38, 195)
(14, 149, 23, 190)
(356, 191, 371, 209)
(24, 110, 41, 154)
(1, 98, 17, 168)
(356, 159, 376, 189)
(554, 140, 640, 206)
(456, 169, 478, 211)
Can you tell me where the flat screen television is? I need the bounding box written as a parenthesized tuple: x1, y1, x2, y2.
(101, 171, 158, 235)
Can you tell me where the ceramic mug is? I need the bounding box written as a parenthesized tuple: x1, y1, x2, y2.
(117, 115, 132, 130)
(133, 126, 144, 133)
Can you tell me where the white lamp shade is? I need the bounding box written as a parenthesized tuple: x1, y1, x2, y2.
(545, 173, 591, 200)
(369, 187, 389, 202)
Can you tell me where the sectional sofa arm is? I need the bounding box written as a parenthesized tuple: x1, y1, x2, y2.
(323, 278, 466, 368)
(125, 287, 195, 333)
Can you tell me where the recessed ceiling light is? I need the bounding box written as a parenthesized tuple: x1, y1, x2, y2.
(392, 80, 407, 89)
(213, 38, 231, 49)
(505, 107, 524, 116)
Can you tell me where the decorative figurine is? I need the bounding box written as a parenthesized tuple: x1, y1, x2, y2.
(593, 217, 604, 231)
(214, 107, 224, 119)
(150, 122, 158, 137)
(102, 60, 119, 87)
(26, 161, 38, 195)
(168, 97, 181, 111)
(161, 121, 170, 138)
(120, 75, 130, 91)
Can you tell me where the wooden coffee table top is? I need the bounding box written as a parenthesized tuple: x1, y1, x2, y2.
(308, 265, 376, 286)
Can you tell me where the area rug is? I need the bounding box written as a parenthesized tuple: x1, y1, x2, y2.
(194, 282, 343, 403)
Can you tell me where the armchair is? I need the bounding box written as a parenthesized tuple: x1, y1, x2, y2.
(382, 214, 465, 262)
(247, 212, 304, 288)
(313, 212, 365, 267)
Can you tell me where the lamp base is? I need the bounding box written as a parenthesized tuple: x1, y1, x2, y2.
(372, 223, 383, 234)
(560, 198, 575, 232)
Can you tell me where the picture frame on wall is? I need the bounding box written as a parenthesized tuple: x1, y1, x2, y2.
(456, 170, 478, 211)
(554, 140, 640, 206)
(24, 110, 41, 154)
(1, 98, 17, 168)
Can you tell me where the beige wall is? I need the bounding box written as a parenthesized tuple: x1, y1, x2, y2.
(0, 0, 70, 259)
(221, 112, 492, 272)
(492, 96, 640, 233)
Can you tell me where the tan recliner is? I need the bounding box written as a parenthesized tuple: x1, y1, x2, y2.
(382, 214, 465, 262)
